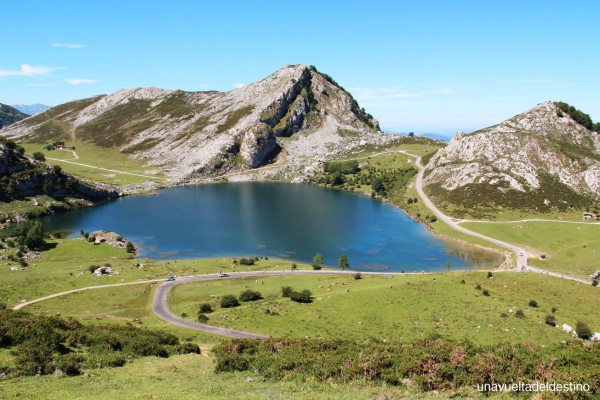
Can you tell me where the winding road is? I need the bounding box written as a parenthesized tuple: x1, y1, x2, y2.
(11, 149, 594, 340)
(400, 150, 592, 285)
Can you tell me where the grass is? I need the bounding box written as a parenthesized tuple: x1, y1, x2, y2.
(0, 237, 313, 309)
(461, 221, 600, 278)
(167, 272, 598, 346)
(0, 352, 464, 400)
(21, 140, 164, 185)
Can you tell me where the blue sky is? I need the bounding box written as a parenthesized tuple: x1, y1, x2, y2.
(1, 0, 599, 135)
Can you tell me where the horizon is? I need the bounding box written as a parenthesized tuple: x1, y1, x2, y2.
(2, 1, 599, 135)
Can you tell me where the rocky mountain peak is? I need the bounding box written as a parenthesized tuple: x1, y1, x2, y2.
(425, 101, 600, 208)
(2, 65, 387, 181)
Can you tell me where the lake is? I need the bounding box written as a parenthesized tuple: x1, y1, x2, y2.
(39, 182, 503, 271)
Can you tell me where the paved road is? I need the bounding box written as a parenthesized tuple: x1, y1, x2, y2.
(400, 151, 592, 285)
(151, 270, 425, 338)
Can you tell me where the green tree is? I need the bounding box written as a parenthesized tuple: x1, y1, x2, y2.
(371, 178, 385, 194)
(126, 241, 136, 253)
(313, 253, 324, 266)
(24, 221, 45, 250)
(52, 165, 62, 175)
(338, 255, 349, 270)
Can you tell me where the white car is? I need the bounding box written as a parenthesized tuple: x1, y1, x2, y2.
(218, 272, 229, 278)
(518, 251, 524, 256)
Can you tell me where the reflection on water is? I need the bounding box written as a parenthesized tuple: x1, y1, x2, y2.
(39, 182, 504, 272)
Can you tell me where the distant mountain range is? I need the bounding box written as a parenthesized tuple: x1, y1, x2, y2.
(0, 104, 29, 130)
(12, 104, 51, 115)
(3, 64, 390, 181)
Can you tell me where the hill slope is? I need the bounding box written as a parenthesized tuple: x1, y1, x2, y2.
(424, 102, 600, 216)
(3, 65, 388, 181)
(0, 137, 118, 221)
(0, 104, 29, 129)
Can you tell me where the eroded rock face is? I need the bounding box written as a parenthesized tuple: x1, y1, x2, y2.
(425, 102, 600, 196)
(3, 64, 383, 181)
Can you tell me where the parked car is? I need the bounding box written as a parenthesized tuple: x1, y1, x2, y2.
(166, 276, 176, 281)
(218, 272, 229, 278)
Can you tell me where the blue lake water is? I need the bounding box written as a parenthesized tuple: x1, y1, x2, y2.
(39, 182, 502, 271)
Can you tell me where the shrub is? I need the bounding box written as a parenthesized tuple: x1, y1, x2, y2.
(551, 307, 558, 314)
(199, 303, 213, 313)
(88, 265, 100, 273)
(460, 279, 465, 284)
(475, 284, 482, 290)
(239, 258, 255, 266)
(0, 302, 6, 310)
(281, 286, 293, 298)
(291, 263, 298, 270)
(528, 300, 538, 308)
(177, 342, 201, 354)
(197, 313, 209, 323)
(487, 271, 493, 278)
(545, 315, 557, 327)
(126, 241, 136, 253)
(220, 295, 240, 308)
(575, 321, 592, 340)
(239, 289, 262, 302)
(592, 279, 598, 287)
(482, 289, 490, 296)
(290, 290, 312, 303)
(311, 263, 322, 270)
(32, 152, 46, 162)
(354, 272, 362, 280)
(181, 313, 188, 318)
(515, 309, 525, 318)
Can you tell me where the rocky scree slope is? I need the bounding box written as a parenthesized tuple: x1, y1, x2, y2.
(3, 65, 387, 181)
(0, 139, 118, 207)
(424, 102, 600, 212)
(0, 104, 29, 129)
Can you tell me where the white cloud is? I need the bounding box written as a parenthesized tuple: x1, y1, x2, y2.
(65, 78, 98, 85)
(27, 82, 59, 87)
(233, 83, 246, 89)
(52, 43, 84, 49)
(0, 64, 61, 77)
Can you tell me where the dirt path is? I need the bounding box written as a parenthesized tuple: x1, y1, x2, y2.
(46, 157, 167, 181)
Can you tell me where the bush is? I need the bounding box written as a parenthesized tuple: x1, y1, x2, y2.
(197, 313, 209, 323)
(126, 241, 136, 254)
(487, 271, 493, 278)
(545, 315, 557, 327)
(592, 279, 598, 287)
(551, 307, 558, 314)
(475, 284, 482, 290)
(239, 258, 255, 266)
(290, 290, 312, 303)
(311, 263, 322, 270)
(239, 289, 262, 302)
(220, 295, 240, 308)
(177, 342, 201, 354)
(515, 309, 525, 318)
(88, 264, 100, 273)
(460, 279, 466, 284)
(354, 273, 362, 280)
(575, 321, 592, 340)
(199, 303, 213, 313)
(482, 289, 490, 296)
(528, 300, 538, 308)
(32, 152, 45, 162)
(281, 286, 293, 298)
